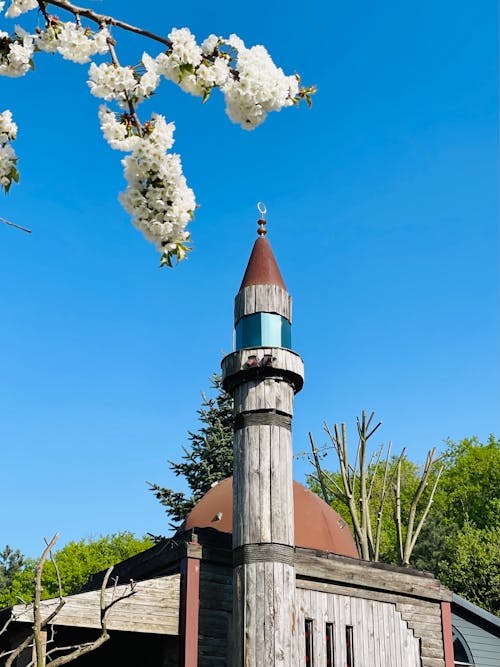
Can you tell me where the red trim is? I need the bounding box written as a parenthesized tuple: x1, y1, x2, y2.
(441, 601, 455, 667)
(179, 552, 201, 667)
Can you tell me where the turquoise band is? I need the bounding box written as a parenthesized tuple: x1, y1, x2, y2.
(235, 313, 291, 350)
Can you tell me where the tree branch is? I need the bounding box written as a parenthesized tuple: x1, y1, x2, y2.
(42, 0, 172, 47)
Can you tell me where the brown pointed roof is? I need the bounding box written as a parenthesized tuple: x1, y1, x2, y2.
(239, 237, 287, 291)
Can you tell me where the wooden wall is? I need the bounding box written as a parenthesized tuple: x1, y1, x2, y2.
(295, 588, 422, 667)
(198, 562, 232, 667)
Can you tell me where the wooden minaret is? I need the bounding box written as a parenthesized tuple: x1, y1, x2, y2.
(222, 212, 304, 666)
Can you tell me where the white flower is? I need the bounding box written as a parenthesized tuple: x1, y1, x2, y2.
(135, 52, 160, 100)
(155, 27, 203, 95)
(201, 34, 219, 55)
(221, 37, 299, 129)
(5, 0, 37, 18)
(196, 57, 229, 89)
(0, 27, 34, 77)
(117, 115, 195, 262)
(88, 62, 137, 106)
(0, 108, 18, 192)
(37, 22, 109, 63)
(168, 27, 202, 67)
(98, 105, 141, 152)
(0, 108, 17, 141)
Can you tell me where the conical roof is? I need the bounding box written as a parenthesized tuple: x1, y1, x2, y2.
(239, 237, 287, 291)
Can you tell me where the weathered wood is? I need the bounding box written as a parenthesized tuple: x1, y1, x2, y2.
(295, 589, 423, 667)
(294, 550, 451, 602)
(11, 575, 180, 636)
(234, 285, 292, 323)
(222, 348, 304, 395)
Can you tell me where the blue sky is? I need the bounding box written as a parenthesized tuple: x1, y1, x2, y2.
(0, 0, 498, 557)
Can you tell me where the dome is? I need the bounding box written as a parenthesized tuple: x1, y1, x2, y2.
(184, 477, 359, 558)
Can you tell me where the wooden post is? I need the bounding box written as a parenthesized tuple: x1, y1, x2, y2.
(178, 541, 202, 667)
(222, 235, 304, 667)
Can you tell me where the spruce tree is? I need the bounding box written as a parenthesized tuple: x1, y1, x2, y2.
(149, 374, 234, 527)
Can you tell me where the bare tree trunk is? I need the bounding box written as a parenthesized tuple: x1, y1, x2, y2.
(310, 412, 443, 567)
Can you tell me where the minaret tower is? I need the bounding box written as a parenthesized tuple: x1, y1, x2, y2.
(222, 210, 304, 666)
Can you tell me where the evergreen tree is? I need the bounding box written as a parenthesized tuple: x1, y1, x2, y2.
(0, 546, 24, 594)
(148, 374, 234, 527)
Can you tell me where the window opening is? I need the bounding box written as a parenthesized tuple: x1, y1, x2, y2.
(346, 625, 354, 667)
(305, 619, 314, 665)
(326, 623, 334, 666)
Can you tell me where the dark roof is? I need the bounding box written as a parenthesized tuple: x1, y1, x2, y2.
(452, 593, 500, 636)
(239, 237, 287, 290)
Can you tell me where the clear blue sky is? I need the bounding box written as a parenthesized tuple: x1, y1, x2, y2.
(1, 0, 498, 557)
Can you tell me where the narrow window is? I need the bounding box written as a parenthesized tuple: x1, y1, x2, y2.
(305, 619, 314, 665)
(346, 625, 354, 667)
(326, 623, 334, 666)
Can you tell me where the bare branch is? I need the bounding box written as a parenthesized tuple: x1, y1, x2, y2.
(309, 432, 330, 504)
(0, 216, 32, 234)
(374, 441, 392, 561)
(46, 567, 114, 667)
(5, 632, 34, 667)
(43, 0, 172, 47)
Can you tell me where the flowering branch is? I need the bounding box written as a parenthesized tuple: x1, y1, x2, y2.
(45, 0, 172, 47)
(1, 0, 315, 266)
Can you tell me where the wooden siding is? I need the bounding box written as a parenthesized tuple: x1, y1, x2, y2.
(11, 574, 180, 636)
(222, 347, 304, 391)
(295, 549, 452, 602)
(452, 613, 500, 667)
(198, 562, 232, 667)
(295, 588, 422, 667)
(234, 285, 292, 323)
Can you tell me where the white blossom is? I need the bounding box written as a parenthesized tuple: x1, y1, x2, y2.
(5, 0, 37, 18)
(201, 34, 219, 56)
(155, 27, 203, 96)
(36, 22, 109, 63)
(88, 62, 137, 106)
(118, 115, 194, 263)
(0, 109, 18, 191)
(221, 36, 299, 129)
(0, 27, 34, 77)
(134, 52, 160, 100)
(98, 105, 141, 152)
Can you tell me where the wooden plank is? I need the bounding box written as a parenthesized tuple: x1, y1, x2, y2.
(259, 423, 271, 543)
(13, 575, 180, 635)
(294, 551, 450, 601)
(234, 285, 291, 322)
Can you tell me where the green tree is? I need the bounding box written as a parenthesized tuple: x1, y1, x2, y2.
(437, 521, 500, 615)
(0, 532, 152, 608)
(0, 546, 24, 594)
(149, 374, 234, 527)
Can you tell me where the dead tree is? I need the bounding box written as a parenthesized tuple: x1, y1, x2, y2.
(0, 534, 135, 666)
(309, 410, 443, 566)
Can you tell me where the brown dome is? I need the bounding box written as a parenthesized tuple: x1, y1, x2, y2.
(184, 477, 359, 558)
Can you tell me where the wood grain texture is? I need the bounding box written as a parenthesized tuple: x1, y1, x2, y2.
(234, 285, 292, 323)
(295, 589, 424, 667)
(12, 575, 180, 636)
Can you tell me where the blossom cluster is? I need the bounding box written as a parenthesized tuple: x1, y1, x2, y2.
(37, 21, 109, 64)
(0, 26, 34, 77)
(115, 113, 196, 267)
(0, 109, 18, 192)
(0, 0, 312, 264)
